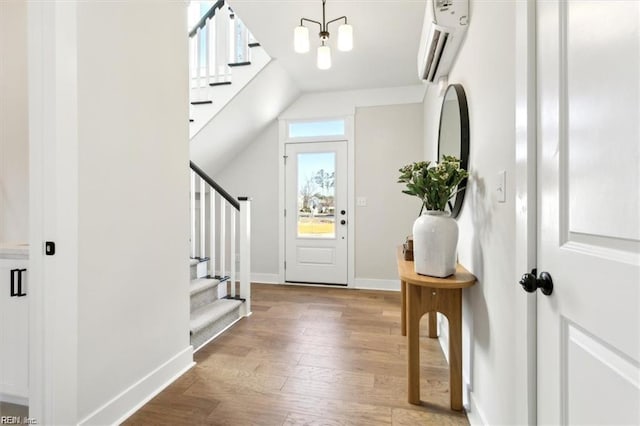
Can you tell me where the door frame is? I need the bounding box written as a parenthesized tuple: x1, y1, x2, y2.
(514, 0, 538, 425)
(278, 116, 355, 288)
(28, 2, 80, 424)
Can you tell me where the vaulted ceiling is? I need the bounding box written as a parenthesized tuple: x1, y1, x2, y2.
(228, 0, 427, 92)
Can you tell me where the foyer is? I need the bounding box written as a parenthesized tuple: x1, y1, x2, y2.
(125, 284, 469, 426)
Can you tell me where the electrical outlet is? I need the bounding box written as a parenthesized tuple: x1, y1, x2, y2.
(356, 197, 367, 207)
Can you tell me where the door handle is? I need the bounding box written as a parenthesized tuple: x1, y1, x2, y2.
(17, 269, 27, 297)
(340, 219, 347, 225)
(10, 269, 18, 297)
(519, 268, 553, 296)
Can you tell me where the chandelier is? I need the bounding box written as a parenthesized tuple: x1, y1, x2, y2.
(293, 0, 353, 70)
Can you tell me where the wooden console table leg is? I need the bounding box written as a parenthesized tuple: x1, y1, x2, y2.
(447, 289, 463, 411)
(428, 312, 438, 338)
(401, 280, 407, 336)
(407, 284, 422, 405)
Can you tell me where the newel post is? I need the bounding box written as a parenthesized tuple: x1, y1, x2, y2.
(238, 197, 251, 316)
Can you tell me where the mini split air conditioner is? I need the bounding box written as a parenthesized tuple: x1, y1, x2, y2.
(417, 0, 469, 83)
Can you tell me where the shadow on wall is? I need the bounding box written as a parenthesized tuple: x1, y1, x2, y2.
(463, 171, 491, 401)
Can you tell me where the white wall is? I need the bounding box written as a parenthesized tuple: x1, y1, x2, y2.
(213, 121, 280, 282)
(281, 85, 425, 119)
(75, 2, 191, 423)
(191, 59, 300, 176)
(355, 104, 423, 282)
(215, 87, 424, 286)
(0, 0, 29, 242)
(422, 1, 518, 424)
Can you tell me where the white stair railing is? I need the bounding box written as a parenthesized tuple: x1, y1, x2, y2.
(188, 1, 255, 103)
(189, 162, 251, 316)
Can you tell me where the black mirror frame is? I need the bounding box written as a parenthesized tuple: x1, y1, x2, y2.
(437, 83, 470, 219)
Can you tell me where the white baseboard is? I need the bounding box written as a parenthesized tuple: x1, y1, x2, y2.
(353, 278, 400, 291)
(78, 346, 194, 426)
(251, 273, 280, 284)
(467, 391, 489, 426)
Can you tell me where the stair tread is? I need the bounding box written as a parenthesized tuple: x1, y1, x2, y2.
(190, 299, 242, 334)
(190, 277, 220, 296)
(190, 257, 208, 266)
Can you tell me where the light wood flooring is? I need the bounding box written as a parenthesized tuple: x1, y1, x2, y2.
(124, 284, 469, 426)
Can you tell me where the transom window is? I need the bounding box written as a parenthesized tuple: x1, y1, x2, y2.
(288, 119, 345, 139)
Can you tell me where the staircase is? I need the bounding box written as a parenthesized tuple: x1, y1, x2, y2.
(189, 259, 242, 350)
(188, 163, 251, 352)
(188, 0, 270, 138)
(186, 2, 257, 351)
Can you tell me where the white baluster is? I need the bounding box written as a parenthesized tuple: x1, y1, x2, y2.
(208, 18, 216, 83)
(204, 21, 210, 88)
(209, 185, 216, 277)
(190, 171, 196, 258)
(243, 23, 250, 63)
(217, 6, 229, 81)
(219, 195, 226, 284)
(211, 19, 218, 83)
(195, 28, 202, 100)
(239, 198, 251, 316)
(229, 12, 236, 64)
(199, 177, 206, 259)
(230, 208, 236, 298)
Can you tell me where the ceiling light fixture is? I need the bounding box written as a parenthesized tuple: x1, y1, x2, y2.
(294, 0, 353, 70)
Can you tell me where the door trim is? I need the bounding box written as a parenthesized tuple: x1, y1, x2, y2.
(28, 2, 80, 423)
(514, 0, 538, 425)
(278, 116, 355, 288)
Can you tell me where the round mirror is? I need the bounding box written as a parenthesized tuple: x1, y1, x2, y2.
(437, 84, 469, 219)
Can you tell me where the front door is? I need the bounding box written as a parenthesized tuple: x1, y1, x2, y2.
(285, 141, 348, 285)
(536, 1, 639, 423)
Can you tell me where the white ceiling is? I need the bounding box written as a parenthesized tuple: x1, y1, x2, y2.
(228, 0, 427, 92)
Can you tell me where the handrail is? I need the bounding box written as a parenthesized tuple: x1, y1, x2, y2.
(190, 161, 240, 210)
(189, 0, 226, 38)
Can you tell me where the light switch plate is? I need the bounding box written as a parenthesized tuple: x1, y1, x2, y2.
(497, 170, 506, 203)
(356, 197, 367, 207)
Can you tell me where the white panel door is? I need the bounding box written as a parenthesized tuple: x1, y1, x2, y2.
(285, 141, 348, 285)
(537, 1, 640, 424)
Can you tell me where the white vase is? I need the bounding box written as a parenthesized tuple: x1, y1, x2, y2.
(412, 210, 458, 277)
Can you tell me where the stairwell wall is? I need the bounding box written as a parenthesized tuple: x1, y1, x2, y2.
(213, 121, 280, 282)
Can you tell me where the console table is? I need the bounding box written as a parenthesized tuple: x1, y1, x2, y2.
(396, 247, 476, 411)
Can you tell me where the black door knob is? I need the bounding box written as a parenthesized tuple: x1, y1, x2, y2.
(340, 219, 347, 225)
(519, 268, 553, 296)
(340, 210, 346, 215)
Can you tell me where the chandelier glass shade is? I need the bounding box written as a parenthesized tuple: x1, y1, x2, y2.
(294, 0, 352, 69)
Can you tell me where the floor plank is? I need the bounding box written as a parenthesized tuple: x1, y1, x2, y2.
(124, 284, 469, 425)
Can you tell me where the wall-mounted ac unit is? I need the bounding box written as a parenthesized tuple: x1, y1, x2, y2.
(417, 0, 469, 83)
